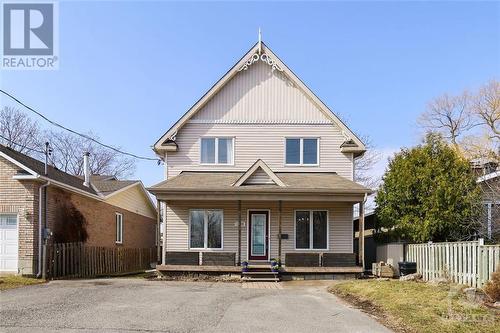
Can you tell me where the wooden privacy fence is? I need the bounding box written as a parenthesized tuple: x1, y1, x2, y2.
(48, 242, 156, 279)
(406, 239, 500, 288)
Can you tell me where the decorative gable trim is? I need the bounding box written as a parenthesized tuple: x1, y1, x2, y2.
(233, 159, 286, 187)
(153, 42, 365, 155)
(238, 53, 283, 72)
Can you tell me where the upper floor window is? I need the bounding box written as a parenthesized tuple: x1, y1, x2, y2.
(200, 137, 234, 165)
(285, 138, 319, 165)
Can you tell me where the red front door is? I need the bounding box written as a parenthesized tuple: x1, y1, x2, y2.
(248, 211, 268, 260)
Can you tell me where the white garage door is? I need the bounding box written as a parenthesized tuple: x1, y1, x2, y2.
(0, 214, 18, 272)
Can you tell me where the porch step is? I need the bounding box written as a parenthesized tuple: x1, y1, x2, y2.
(241, 264, 281, 282)
(242, 271, 279, 275)
(247, 266, 274, 272)
(242, 276, 280, 282)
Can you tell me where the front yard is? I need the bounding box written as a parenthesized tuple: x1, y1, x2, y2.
(0, 275, 45, 291)
(329, 279, 499, 333)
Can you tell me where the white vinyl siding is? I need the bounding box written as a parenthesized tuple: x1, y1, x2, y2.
(243, 168, 275, 185)
(104, 185, 156, 219)
(115, 213, 123, 244)
(167, 123, 353, 179)
(190, 61, 333, 124)
(165, 201, 354, 262)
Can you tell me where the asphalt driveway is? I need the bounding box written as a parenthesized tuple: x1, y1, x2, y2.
(0, 278, 391, 333)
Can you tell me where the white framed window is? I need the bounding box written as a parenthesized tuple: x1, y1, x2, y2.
(200, 137, 234, 165)
(295, 210, 328, 250)
(115, 213, 123, 244)
(285, 138, 319, 166)
(189, 209, 223, 249)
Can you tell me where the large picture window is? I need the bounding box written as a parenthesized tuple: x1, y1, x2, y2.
(285, 138, 318, 165)
(200, 137, 233, 165)
(295, 210, 327, 250)
(189, 210, 223, 249)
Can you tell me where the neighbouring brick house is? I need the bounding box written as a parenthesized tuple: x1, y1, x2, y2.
(0, 144, 157, 275)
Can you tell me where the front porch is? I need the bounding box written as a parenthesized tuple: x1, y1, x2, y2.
(148, 163, 371, 276)
(156, 263, 363, 280)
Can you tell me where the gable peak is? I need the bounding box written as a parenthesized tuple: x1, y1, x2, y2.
(238, 41, 283, 72)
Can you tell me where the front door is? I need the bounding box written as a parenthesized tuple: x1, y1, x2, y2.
(248, 211, 268, 260)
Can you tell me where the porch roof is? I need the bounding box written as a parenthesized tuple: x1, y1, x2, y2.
(148, 171, 372, 201)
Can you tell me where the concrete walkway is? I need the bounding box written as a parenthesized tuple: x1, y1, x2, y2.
(0, 278, 391, 333)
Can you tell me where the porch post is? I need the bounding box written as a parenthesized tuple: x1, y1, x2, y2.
(278, 200, 282, 261)
(162, 201, 167, 265)
(156, 199, 161, 263)
(237, 200, 242, 265)
(359, 201, 365, 271)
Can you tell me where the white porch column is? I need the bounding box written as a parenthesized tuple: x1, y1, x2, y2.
(278, 200, 282, 261)
(237, 200, 242, 265)
(156, 199, 161, 263)
(162, 201, 167, 265)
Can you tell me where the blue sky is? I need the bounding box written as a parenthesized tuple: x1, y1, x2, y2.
(1, 0, 499, 186)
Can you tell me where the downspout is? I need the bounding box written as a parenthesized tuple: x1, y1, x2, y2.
(37, 181, 50, 278)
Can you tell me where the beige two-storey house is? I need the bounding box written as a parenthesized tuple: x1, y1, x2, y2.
(149, 41, 371, 277)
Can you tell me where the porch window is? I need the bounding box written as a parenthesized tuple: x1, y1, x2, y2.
(115, 213, 123, 244)
(189, 209, 223, 249)
(295, 210, 327, 250)
(200, 137, 233, 165)
(285, 138, 319, 165)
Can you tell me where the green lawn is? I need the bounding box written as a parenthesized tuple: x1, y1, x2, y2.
(329, 280, 499, 333)
(0, 275, 45, 291)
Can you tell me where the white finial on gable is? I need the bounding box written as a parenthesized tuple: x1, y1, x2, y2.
(238, 30, 283, 72)
(258, 28, 262, 54)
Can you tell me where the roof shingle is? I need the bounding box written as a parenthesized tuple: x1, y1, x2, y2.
(1, 144, 139, 197)
(148, 171, 371, 194)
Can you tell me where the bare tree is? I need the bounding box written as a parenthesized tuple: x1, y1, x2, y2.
(45, 130, 136, 179)
(460, 133, 499, 164)
(354, 135, 381, 189)
(472, 80, 500, 141)
(418, 92, 475, 149)
(0, 106, 42, 154)
(1, 106, 136, 178)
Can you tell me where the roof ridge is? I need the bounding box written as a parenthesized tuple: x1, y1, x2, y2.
(0, 144, 98, 195)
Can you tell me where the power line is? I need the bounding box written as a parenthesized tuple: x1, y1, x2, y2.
(0, 133, 45, 155)
(0, 89, 159, 161)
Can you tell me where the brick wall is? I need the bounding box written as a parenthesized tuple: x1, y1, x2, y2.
(46, 187, 156, 249)
(0, 157, 39, 275)
(1, 156, 156, 275)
